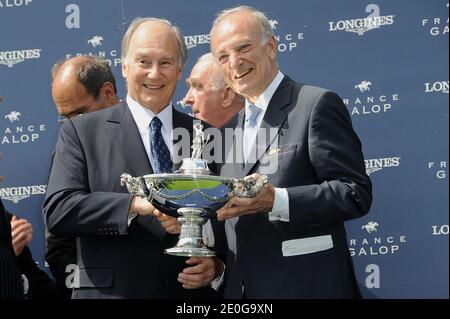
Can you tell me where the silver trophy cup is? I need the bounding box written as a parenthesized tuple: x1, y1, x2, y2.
(120, 123, 268, 257)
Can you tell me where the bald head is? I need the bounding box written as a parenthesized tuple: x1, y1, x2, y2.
(184, 53, 244, 128)
(121, 18, 186, 113)
(51, 55, 119, 119)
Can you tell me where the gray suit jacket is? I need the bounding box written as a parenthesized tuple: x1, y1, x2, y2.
(220, 76, 372, 298)
(43, 101, 219, 299)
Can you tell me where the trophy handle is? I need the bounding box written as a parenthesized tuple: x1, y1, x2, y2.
(120, 173, 153, 202)
(230, 175, 269, 198)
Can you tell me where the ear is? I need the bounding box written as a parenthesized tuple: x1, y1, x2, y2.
(99, 82, 116, 100)
(177, 65, 183, 81)
(121, 60, 128, 79)
(222, 87, 234, 107)
(267, 35, 277, 60)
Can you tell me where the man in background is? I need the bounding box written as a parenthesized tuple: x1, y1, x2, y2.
(183, 53, 243, 128)
(47, 55, 120, 298)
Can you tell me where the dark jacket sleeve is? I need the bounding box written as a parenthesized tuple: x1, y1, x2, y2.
(287, 91, 372, 226)
(42, 119, 132, 237)
(0, 202, 24, 299)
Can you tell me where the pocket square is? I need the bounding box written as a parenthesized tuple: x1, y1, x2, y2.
(282, 235, 333, 257)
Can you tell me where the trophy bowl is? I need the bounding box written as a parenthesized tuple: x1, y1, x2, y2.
(120, 168, 268, 257)
(120, 123, 268, 257)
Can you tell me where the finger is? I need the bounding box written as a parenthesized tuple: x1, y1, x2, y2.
(161, 219, 179, 229)
(185, 257, 200, 265)
(11, 223, 32, 239)
(183, 258, 211, 274)
(178, 273, 212, 289)
(153, 209, 162, 217)
(166, 225, 180, 234)
(178, 272, 207, 285)
(12, 232, 27, 246)
(217, 207, 245, 221)
(10, 219, 27, 230)
(157, 215, 174, 222)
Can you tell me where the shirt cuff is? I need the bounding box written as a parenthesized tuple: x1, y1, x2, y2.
(210, 263, 225, 291)
(202, 220, 215, 247)
(128, 213, 137, 226)
(268, 187, 290, 222)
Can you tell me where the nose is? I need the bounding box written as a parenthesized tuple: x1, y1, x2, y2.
(146, 64, 160, 79)
(183, 88, 194, 106)
(229, 53, 242, 70)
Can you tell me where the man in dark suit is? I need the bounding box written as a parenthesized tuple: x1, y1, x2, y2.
(210, 6, 372, 298)
(6, 211, 59, 299)
(43, 18, 223, 298)
(1, 170, 24, 299)
(47, 55, 121, 299)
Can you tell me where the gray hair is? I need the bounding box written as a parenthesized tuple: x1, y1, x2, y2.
(196, 53, 227, 91)
(51, 55, 117, 100)
(210, 5, 273, 44)
(121, 17, 187, 66)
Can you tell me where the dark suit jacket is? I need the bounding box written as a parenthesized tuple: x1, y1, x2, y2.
(0, 200, 24, 299)
(220, 76, 372, 298)
(43, 101, 220, 299)
(5, 211, 59, 299)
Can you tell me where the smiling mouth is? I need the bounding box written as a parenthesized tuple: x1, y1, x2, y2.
(234, 68, 253, 80)
(143, 84, 164, 90)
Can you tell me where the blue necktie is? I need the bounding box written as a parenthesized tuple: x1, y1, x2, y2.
(150, 117, 172, 173)
(243, 104, 261, 162)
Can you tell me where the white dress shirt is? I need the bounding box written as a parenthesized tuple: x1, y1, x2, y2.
(244, 71, 290, 222)
(126, 95, 173, 171)
(126, 96, 223, 289)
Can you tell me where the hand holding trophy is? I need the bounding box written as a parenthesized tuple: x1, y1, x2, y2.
(121, 123, 268, 257)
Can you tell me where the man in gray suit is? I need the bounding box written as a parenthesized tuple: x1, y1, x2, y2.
(210, 6, 372, 298)
(43, 18, 223, 298)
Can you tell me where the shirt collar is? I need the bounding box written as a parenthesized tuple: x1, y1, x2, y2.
(245, 71, 284, 113)
(126, 95, 173, 135)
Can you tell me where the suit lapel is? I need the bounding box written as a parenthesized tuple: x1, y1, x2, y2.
(106, 101, 153, 176)
(242, 76, 295, 176)
(172, 108, 194, 171)
(222, 110, 245, 178)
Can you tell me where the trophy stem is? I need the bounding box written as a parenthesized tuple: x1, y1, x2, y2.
(164, 208, 216, 257)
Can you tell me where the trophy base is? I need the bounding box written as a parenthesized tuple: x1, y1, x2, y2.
(164, 207, 217, 258)
(164, 246, 216, 257)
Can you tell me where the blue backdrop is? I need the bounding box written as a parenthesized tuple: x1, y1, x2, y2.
(0, 0, 448, 299)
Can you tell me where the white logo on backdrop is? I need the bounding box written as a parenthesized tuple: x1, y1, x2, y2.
(269, 19, 279, 30)
(0, 184, 47, 203)
(355, 81, 372, 93)
(184, 34, 210, 50)
(0, 0, 32, 9)
(0, 49, 41, 68)
(424, 81, 449, 94)
(329, 4, 395, 36)
(421, 2, 449, 37)
(2, 110, 47, 145)
(428, 161, 447, 179)
(4, 111, 21, 123)
(349, 221, 407, 257)
(362, 221, 379, 233)
(87, 36, 104, 48)
(365, 157, 401, 175)
(344, 81, 400, 116)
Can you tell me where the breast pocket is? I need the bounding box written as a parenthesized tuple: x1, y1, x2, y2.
(259, 144, 300, 175)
